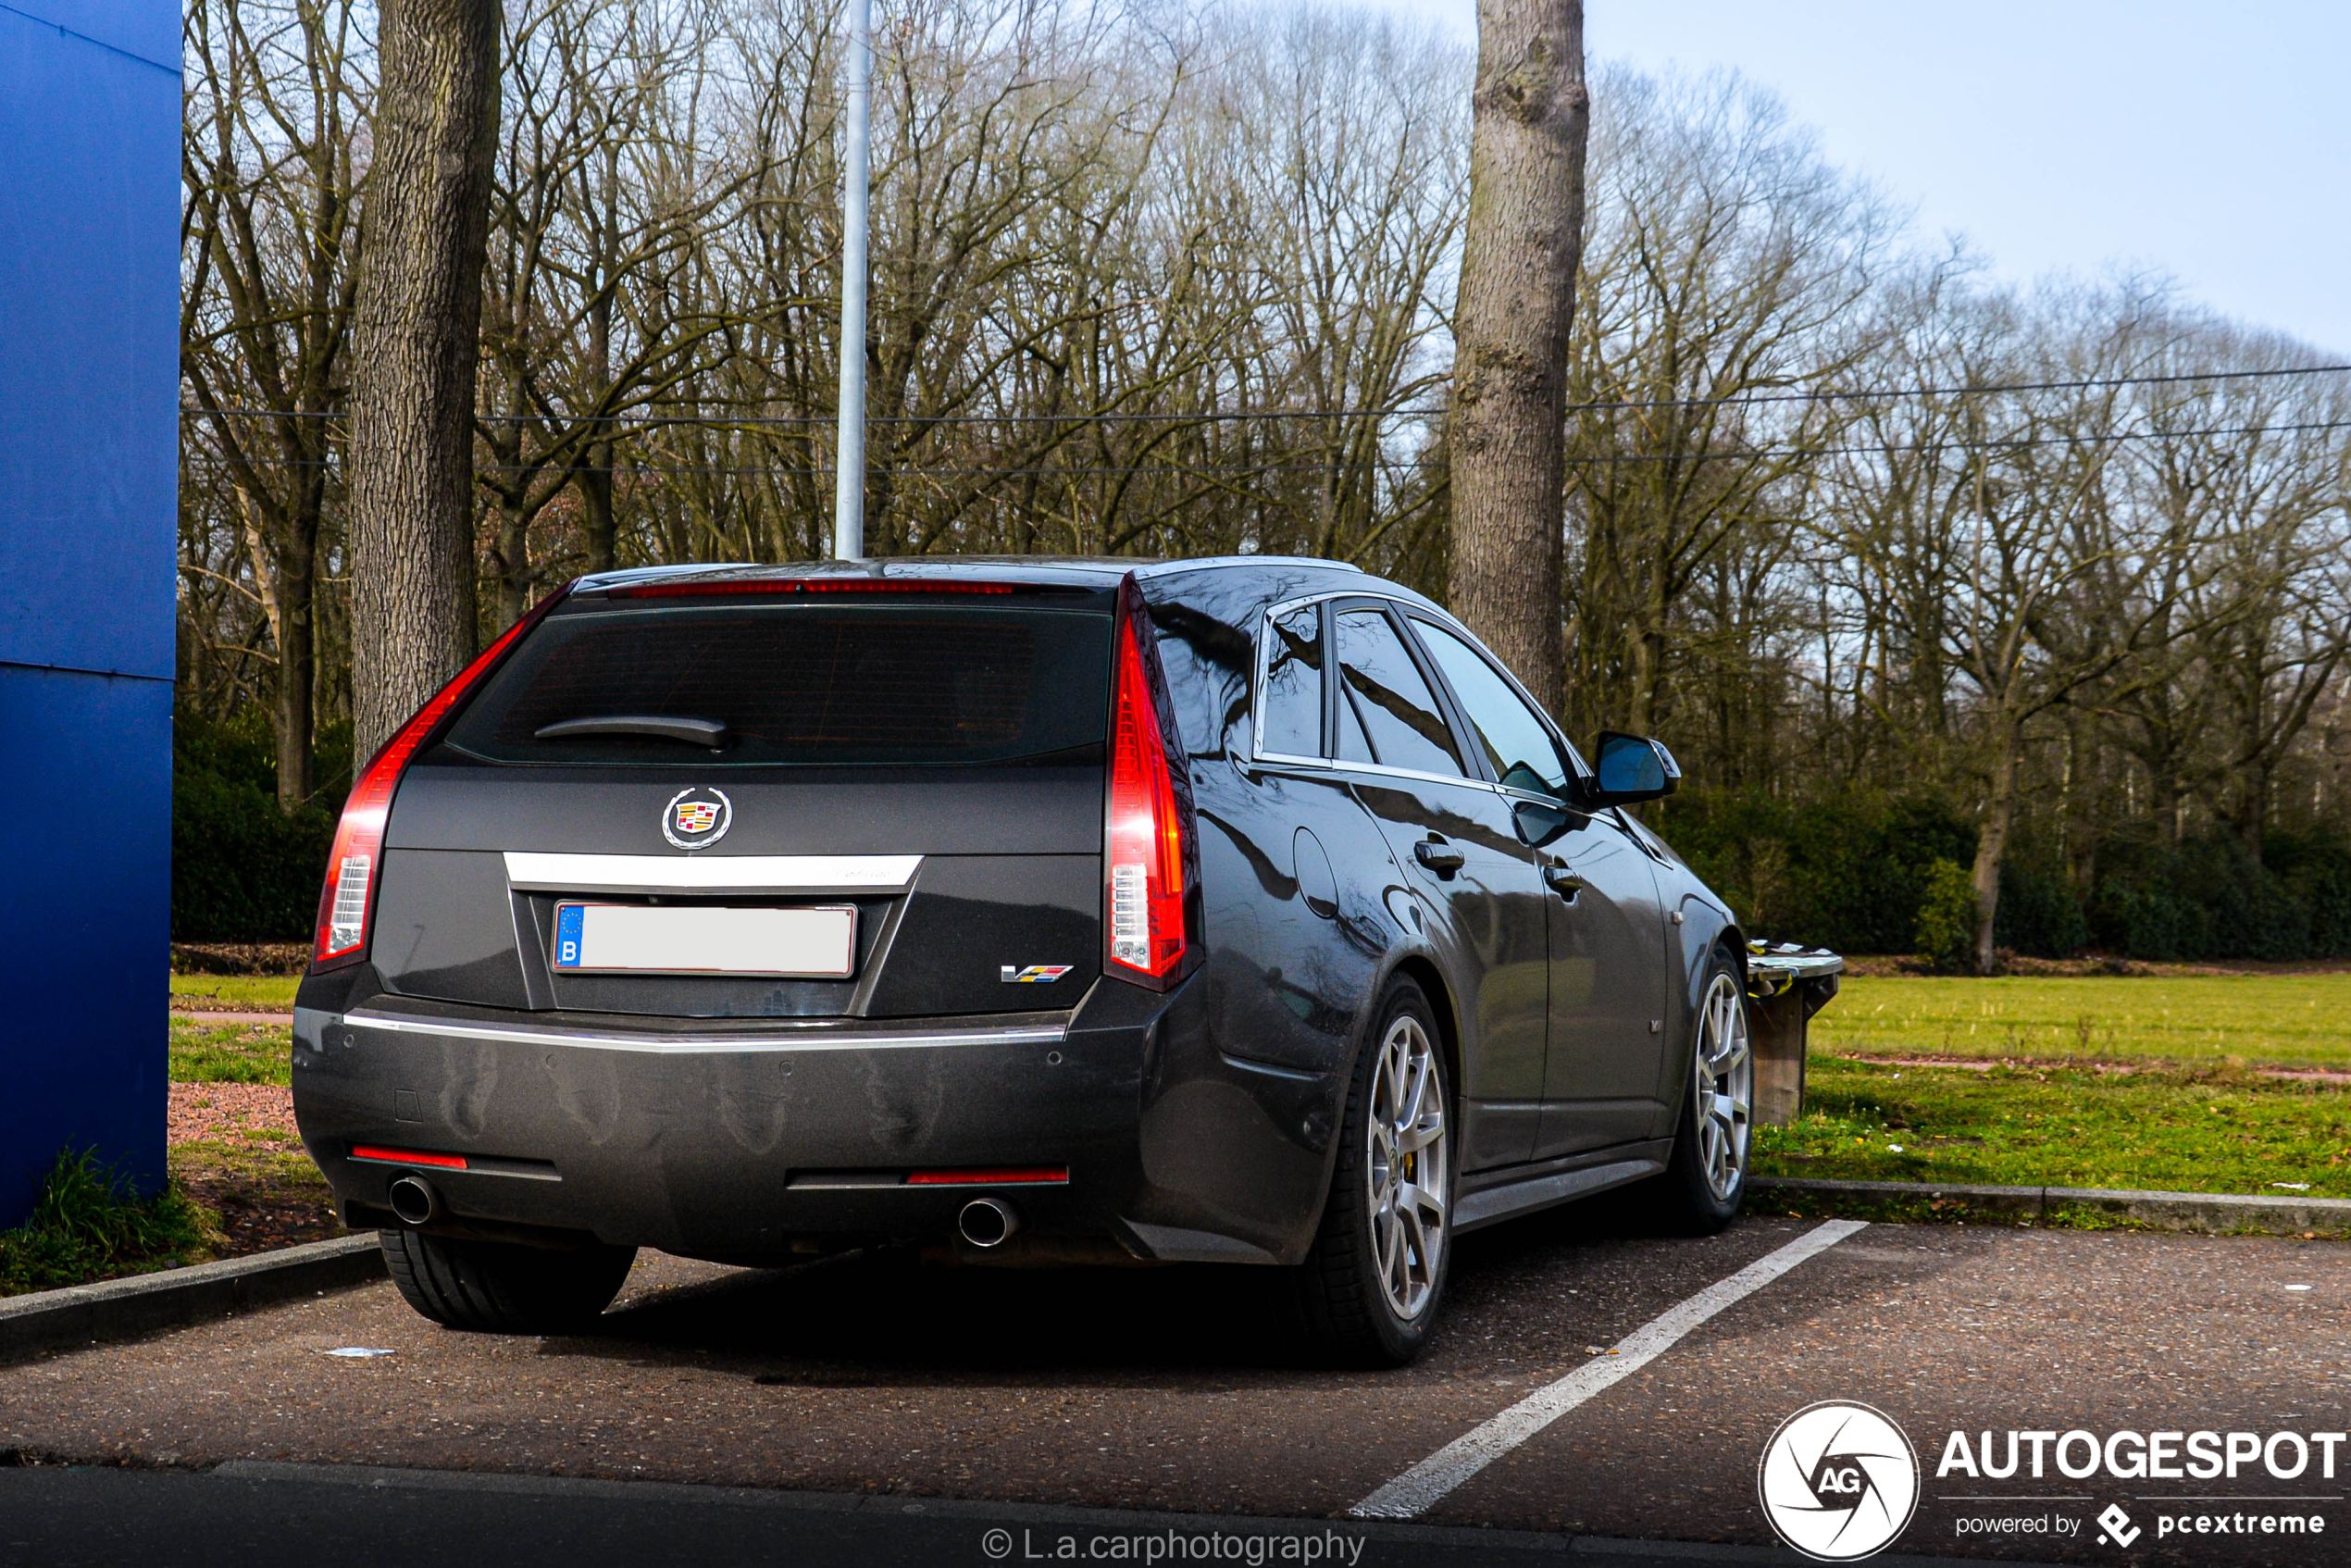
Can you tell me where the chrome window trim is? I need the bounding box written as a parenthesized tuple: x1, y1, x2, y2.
(503, 851, 922, 897)
(337, 1007, 1064, 1055)
(1324, 757, 1511, 793)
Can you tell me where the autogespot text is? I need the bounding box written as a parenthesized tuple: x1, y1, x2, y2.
(1937, 1427, 2350, 1480)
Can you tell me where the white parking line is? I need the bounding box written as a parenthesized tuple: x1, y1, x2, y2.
(1350, 1218, 1869, 1520)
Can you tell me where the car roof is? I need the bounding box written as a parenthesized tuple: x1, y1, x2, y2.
(569, 554, 1365, 595)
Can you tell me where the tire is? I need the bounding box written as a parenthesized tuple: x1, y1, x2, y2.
(1295, 976, 1454, 1367)
(379, 1228, 637, 1334)
(1646, 947, 1755, 1235)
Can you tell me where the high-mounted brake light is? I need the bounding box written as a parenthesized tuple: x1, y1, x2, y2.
(610, 578, 1024, 599)
(1103, 578, 1200, 989)
(311, 589, 572, 971)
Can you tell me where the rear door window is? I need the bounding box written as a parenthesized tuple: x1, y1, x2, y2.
(1412, 617, 1575, 797)
(1256, 602, 1325, 759)
(444, 604, 1113, 766)
(1333, 607, 1465, 778)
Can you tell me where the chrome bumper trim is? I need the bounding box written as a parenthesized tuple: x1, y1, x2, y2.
(333, 1007, 1065, 1055)
(501, 851, 923, 897)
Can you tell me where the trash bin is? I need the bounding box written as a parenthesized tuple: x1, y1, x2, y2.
(1745, 942, 1843, 1126)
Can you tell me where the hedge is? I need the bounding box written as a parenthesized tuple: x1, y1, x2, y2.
(171, 707, 342, 942)
(1649, 787, 2351, 963)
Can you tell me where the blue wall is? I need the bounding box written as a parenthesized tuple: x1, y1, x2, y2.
(0, 0, 180, 1225)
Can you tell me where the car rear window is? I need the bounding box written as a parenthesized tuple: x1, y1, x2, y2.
(442, 604, 1113, 766)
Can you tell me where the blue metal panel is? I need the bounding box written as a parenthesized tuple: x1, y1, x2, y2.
(0, 0, 177, 1226)
(0, 0, 178, 71)
(0, 2, 180, 681)
(0, 666, 172, 1220)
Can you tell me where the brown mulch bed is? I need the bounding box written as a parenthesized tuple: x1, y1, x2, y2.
(1826, 1050, 2351, 1085)
(168, 1081, 299, 1147)
(171, 940, 309, 976)
(168, 1082, 346, 1257)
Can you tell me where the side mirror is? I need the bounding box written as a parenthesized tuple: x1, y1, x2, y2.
(1586, 731, 1681, 806)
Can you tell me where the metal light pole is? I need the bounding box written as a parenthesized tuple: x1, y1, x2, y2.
(831, 0, 873, 561)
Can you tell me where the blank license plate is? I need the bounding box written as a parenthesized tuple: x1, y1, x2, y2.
(552, 902, 858, 977)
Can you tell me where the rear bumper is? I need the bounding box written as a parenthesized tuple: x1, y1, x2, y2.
(292, 976, 1338, 1265)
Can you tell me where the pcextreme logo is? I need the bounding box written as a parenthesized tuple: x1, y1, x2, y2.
(1758, 1401, 1922, 1562)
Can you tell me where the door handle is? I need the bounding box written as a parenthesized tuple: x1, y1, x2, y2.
(1413, 838, 1466, 876)
(1544, 864, 1586, 901)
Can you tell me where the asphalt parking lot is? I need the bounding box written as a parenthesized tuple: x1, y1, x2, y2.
(3, 1208, 2345, 1566)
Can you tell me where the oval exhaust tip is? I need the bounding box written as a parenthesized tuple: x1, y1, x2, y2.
(388, 1175, 440, 1226)
(957, 1197, 1018, 1248)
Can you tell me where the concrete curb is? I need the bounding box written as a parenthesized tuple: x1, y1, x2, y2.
(1751, 1176, 2351, 1234)
(0, 1234, 384, 1364)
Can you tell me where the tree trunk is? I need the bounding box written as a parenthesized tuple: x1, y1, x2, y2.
(582, 451, 616, 574)
(491, 499, 531, 631)
(346, 0, 501, 759)
(238, 496, 317, 810)
(1447, 0, 1586, 715)
(2236, 760, 2269, 863)
(274, 530, 317, 809)
(1971, 710, 2021, 976)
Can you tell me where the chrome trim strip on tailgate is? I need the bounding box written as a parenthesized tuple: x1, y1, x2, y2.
(503, 851, 922, 896)
(337, 1007, 1063, 1055)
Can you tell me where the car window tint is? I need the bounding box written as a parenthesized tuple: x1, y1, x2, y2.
(444, 604, 1111, 766)
(1334, 608, 1464, 778)
(1257, 602, 1325, 757)
(1413, 618, 1572, 796)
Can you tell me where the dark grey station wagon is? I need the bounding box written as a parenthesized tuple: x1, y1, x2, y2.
(294, 556, 1757, 1364)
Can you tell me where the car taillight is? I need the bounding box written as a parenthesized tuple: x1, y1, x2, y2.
(311, 589, 571, 971)
(1103, 578, 1198, 989)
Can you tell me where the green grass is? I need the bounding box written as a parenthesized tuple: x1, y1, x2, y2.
(170, 1017, 291, 1085)
(1756, 1055, 2351, 1199)
(1814, 973, 2351, 1070)
(169, 973, 300, 1011)
(0, 1151, 222, 1297)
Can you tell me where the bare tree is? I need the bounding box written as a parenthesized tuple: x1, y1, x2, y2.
(1447, 0, 1586, 712)
(182, 0, 369, 804)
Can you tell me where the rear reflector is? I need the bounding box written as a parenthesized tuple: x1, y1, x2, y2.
(610, 578, 1023, 599)
(351, 1145, 469, 1170)
(906, 1166, 1069, 1187)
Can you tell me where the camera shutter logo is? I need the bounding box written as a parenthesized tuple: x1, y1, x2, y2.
(662, 787, 733, 850)
(1757, 1401, 1921, 1561)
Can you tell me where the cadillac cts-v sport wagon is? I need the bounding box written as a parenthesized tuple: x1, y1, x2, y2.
(292, 556, 1758, 1364)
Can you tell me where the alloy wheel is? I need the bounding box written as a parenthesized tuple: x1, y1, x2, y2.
(1365, 1011, 1448, 1320)
(1693, 972, 1753, 1201)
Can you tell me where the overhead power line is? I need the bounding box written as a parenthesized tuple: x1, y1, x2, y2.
(175, 358, 2351, 431)
(181, 414, 2351, 480)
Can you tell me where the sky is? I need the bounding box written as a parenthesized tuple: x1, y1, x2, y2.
(1366, 1, 2351, 355)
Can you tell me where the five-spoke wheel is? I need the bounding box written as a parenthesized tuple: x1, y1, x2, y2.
(1365, 1009, 1449, 1321)
(1691, 970, 1753, 1202)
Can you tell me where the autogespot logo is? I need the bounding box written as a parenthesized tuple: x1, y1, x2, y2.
(1759, 1401, 1922, 1562)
